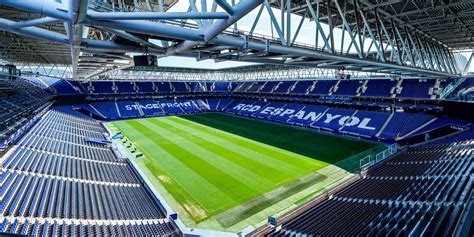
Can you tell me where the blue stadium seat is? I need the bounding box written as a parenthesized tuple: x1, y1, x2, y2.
(311, 107, 355, 131)
(1, 109, 179, 236)
(135, 82, 155, 93)
(397, 79, 435, 99)
(341, 110, 389, 137)
(264, 140, 472, 236)
(287, 104, 328, 127)
(259, 81, 279, 93)
(310, 80, 337, 95)
(333, 80, 362, 96)
(290, 80, 313, 94)
(362, 79, 397, 97)
(115, 81, 136, 94)
(91, 81, 115, 94)
(273, 81, 295, 94)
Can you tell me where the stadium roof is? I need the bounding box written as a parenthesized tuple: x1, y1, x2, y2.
(0, 0, 473, 79)
(277, 0, 474, 50)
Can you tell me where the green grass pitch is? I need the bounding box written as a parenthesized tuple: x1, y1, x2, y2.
(107, 113, 380, 226)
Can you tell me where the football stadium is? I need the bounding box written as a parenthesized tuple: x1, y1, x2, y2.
(0, 0, 473, 236)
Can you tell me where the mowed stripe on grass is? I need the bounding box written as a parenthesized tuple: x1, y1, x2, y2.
(112, 116, 327, 221)
(182, 113, 376, 164)
(112, 120, 234, 218)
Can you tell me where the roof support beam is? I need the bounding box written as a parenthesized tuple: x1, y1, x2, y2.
(105, 29, 164, 51)
(0, 18, 69, 44)
(463, 53, 473, 75)
(215, 0, 235, 15)
(0, 18, 146, 53)
(305, 0, 330, 52)
(335, 0, 362, 58)
(359, 9, 384, 62)
(84, 18, 203, 42)
(326, 0, 335, 53)
(249, 4, 264, 35)
(264, 0, 286, 45)
(0, 0, 70, 21)
(68, 0, 90, 79)
(8, 17, 62, 28)
(88, 12, 230, 20)
(209, 34, 454, 77)
(166, 0, 262, 55)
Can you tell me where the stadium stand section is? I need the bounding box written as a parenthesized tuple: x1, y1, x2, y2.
(54, 77, 456, 101)
(65, 97, 469, 142)
(446, 77, 474, 102)
(1, 76, 53, 147)
(255, 138, 473, 236)
(1, 75, 473, 236)
(46, 77, 472, 142)
(1, 109, 180, 236)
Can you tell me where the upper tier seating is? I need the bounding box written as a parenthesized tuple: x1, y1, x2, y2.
(290, 80, 313, 94)
(91, 81, 114, 94)
(155, 82, 172, 92)
(214, 81, 231, 92)
(135, 81, 155, 93)
(273, 81, 295, 94)
(171, 82, 188, 92)
(333, 80, 362, 96)
(115, 82, 136, 94)
(1, 78, 53, 141)
(234, 81, 253, 92)
(310, 80, 337, 95)
(397, 79, 435, 99)
(362, 79, 397, 97)
(187, 82, 206, 92)
(259, 81, 279, 93)
(1, 109, 179, 236)
(55, 77, 469, 101)
(246, 81, 265, 93)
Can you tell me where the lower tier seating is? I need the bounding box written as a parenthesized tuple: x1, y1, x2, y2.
(0, 109, 180, 236)
(263, 140, 473, 236)
(64, 98, 470, 142)
(0, 217, 177, 236)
